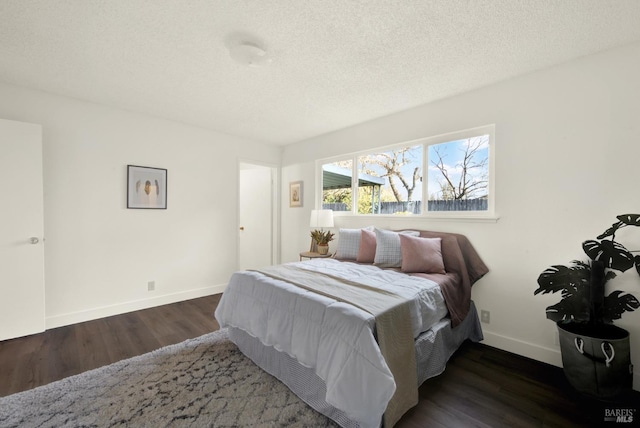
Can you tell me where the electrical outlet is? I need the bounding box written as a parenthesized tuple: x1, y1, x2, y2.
(148, 281, 155, 291)
(480, 310, 490, 324)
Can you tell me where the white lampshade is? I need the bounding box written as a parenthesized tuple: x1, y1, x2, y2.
(309, 209, 334, 228)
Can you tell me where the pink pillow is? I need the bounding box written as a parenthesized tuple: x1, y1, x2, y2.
(399, 235, 446, 274)
(356, 229, 377, 263)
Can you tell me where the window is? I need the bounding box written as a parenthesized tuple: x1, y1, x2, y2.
(319, 125, 494, 217)
(427, 134, 490, 212)
(322, 160, 353, 212)
(357, 146, 422, 215)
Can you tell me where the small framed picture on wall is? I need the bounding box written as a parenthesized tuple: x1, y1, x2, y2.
(289, 180, 303, 208)
(127, 165, 167, 209)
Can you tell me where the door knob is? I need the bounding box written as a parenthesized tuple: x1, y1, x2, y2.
(239, 227, 245, 231)
(29, 237, 39, 244)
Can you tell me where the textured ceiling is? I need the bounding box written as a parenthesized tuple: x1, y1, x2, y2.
(1, 1, 640, 146)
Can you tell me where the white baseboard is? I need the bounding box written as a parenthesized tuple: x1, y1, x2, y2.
(481, 330, 563, 366)
(481, 330, 640, 392)
(45, 283, 226, 330)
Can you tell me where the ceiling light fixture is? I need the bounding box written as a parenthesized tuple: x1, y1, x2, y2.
(225, 33, 271, 67)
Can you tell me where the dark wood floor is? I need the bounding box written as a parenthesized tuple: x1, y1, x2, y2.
(0, 295, 221, 398)
(1, 295, 638, 427)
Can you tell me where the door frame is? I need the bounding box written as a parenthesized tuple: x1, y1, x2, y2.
(237, 159, 280, 270)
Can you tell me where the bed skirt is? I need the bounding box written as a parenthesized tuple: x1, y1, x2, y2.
(228, 301, 483, 428)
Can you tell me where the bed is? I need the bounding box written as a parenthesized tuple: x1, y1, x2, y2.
(215, 229, 488, 428)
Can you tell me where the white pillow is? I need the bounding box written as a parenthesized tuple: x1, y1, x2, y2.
(373, 228, 420, 268)
(334, 226, 374, 260)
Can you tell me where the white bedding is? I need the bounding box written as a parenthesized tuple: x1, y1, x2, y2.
(214, 259, 447, 428)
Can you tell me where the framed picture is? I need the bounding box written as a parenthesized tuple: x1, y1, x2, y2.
(127, 165, 167, 209)
(289, 180, 303, 208)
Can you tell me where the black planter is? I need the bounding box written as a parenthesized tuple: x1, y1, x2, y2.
(557, 321, 633, 399)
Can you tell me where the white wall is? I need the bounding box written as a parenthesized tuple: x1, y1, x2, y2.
(0, 82, 281, 328)
(281, 41, 640, 390)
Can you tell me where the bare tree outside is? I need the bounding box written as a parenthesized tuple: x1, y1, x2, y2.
(428, 136, 489, 201)
(359, 146, 422, 202)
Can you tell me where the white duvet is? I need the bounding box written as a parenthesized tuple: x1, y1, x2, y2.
(214, 259, 447, 428)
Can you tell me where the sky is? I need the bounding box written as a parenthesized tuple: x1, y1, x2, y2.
(426, 135, 489, 200)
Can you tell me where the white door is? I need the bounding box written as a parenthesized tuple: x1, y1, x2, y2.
(238, 163, 275, 270)
(0, 118, 45, 341)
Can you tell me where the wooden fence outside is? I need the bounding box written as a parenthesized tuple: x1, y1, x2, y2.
(323, 198, 487, 214)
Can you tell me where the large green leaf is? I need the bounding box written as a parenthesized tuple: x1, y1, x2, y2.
(597, 221, 622, 240)
(582, 239, 634, 272)
(617, 214, 640, 227)
(534, 261, 590, 296)
(545, 294, 590, 322)
(603, 290, 640, 323)
(599, 214, 640, 240)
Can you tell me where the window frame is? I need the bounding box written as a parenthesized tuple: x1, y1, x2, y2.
(316, 124, 497, 221)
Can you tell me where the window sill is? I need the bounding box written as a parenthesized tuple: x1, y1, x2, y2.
(419, 214, 500, 223)
(332, 212, 500, 223)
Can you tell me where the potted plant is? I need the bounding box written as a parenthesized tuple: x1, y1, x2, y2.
(534, 214, 640, 398)
(310, 229, 334, 255)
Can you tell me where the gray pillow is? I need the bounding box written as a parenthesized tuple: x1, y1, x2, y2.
(373, 228, 420, 268)
(334, 227, 374, 260)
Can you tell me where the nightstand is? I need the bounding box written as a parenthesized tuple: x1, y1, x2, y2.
(299, 251, 333, 261)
